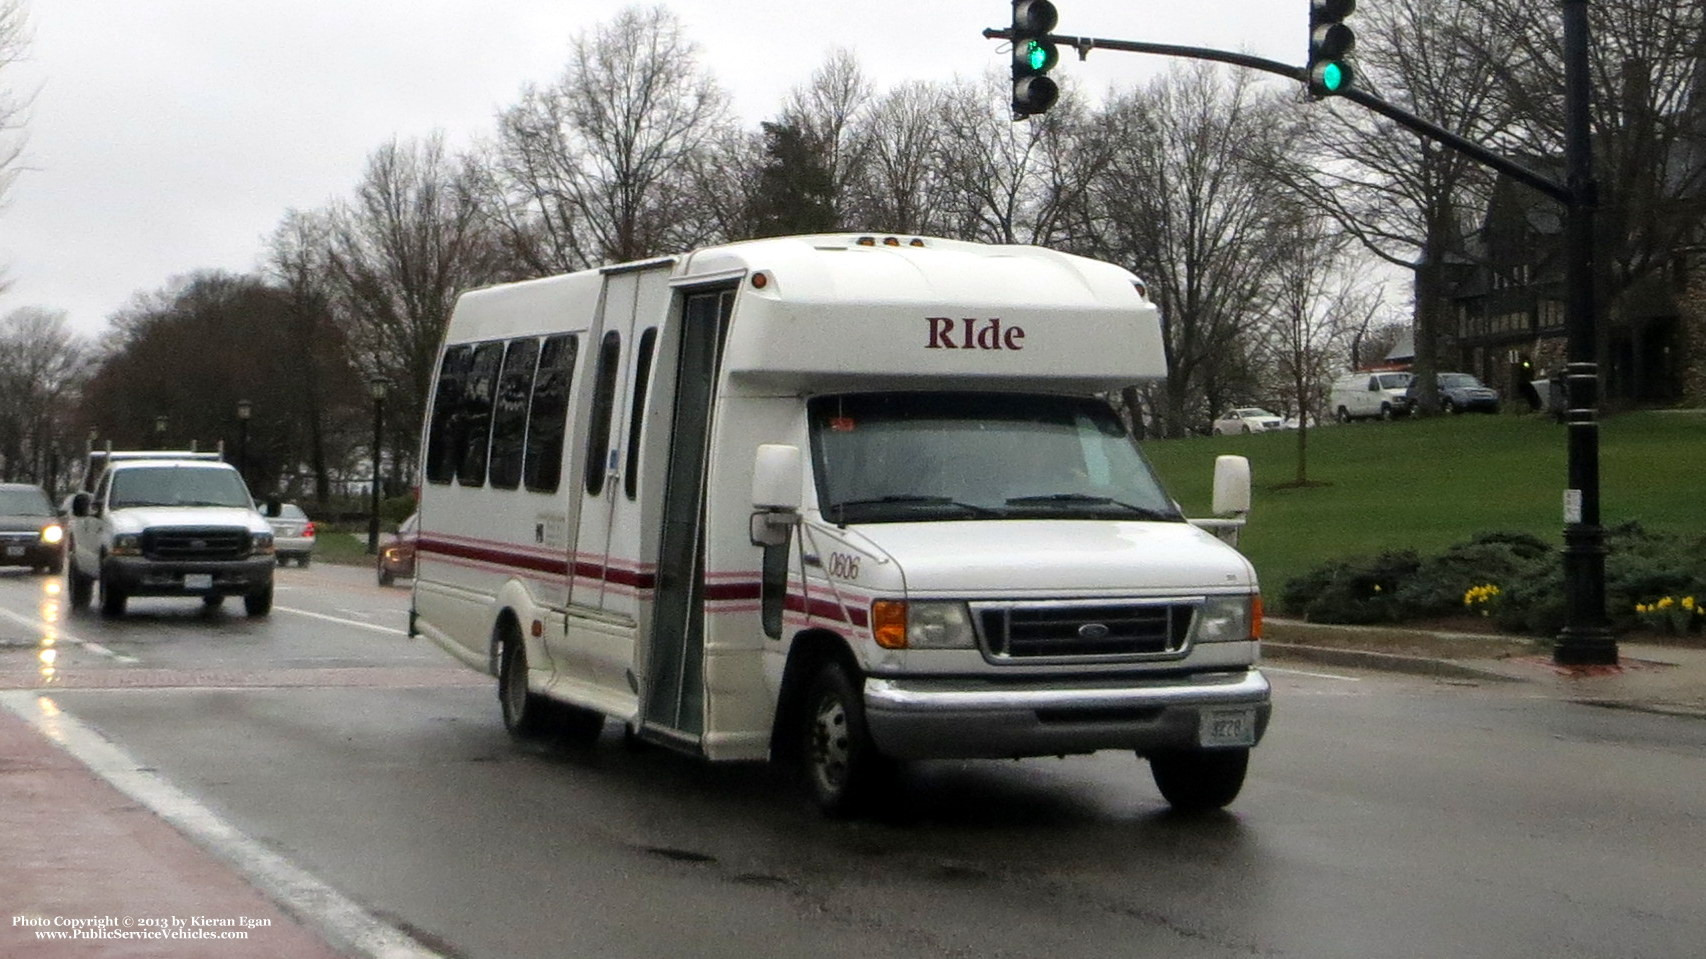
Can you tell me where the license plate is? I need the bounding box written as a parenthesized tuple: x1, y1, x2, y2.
(3, 546, 22, 557)
(1199, 708, 1257, 747)
(183, 573, 214, 590)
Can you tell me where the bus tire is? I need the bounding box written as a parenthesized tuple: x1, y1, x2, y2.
(802, 661, 891, 817)
(1147, 747, 1249, 813)
(498, 624, 549, 738)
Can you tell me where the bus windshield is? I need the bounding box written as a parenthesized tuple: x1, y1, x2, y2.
(809, 392, 1183, 525)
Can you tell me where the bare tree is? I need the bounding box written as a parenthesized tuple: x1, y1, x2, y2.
(327, 135, 506, 481)
(852, 80, 953, 234)
(1082, 65, 1297, 437)
(779, 49, 875, 229)
(0, 306, 84, 486)
(933, 71, 1109, 246)
(0, 0, 32, 292)
(493, 5, 732, 267)
(1472, 0, 1706, 397)
(1274, 0, 1512, 413)
(1258, 207, 1381, 484)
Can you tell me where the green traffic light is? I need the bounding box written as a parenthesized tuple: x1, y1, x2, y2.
(1026, 40, 1049, 71)
(1321, 62, 1345, 92)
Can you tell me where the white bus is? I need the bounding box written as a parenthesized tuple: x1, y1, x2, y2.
(411, 234, 1270, 815)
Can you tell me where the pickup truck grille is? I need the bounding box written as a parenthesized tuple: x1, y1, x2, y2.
(974, 601, 1195, 661)
(142, 527, 250, 561)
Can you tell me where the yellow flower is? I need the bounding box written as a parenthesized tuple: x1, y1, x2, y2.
(1684, 596, 1696, 611)
(1658, 596, 1675, 609)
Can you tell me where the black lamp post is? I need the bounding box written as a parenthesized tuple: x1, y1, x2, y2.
(236, 399, 252, 485)
(366, 377, 388, 555)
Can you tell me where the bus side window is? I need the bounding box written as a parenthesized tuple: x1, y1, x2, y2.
(583, 331, 622, 498)
(458, 342, 504, 488)
(623, 327, 658, 501)
(489, 337, 541, 491)
(524, 334, 578, 494)
(424, 345, 472, 485)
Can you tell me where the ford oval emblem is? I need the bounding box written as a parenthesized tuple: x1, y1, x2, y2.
(1078, 623, 1111, 641)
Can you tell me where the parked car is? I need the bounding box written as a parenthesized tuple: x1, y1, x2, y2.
(0, 483, 65, 574)
(1329, 370, 1414, 422)
(1411, 372, 1502, 414)
(1212, 408, 1287, 435)
(267, 502, 317, 567)
(377, 513, 418, 586)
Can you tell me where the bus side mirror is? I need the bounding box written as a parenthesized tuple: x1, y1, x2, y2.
(750, 444, 802, 548)
(1212, 455, 1251, 517)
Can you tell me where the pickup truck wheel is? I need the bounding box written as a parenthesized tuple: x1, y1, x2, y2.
(244, 583, 273, 617)
(1148, 747, 1249, 813)
(98, 571, 127, 618)
(1335, 406, 1350, 424)
(67, 564, 93, 610)
(1379, 403, 1395, 420)
(802, 662, 893, 817)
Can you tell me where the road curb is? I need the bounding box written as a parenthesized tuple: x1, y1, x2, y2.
(1263, 642, 1521, 683)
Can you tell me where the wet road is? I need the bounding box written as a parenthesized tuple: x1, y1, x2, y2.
(1, 563, 1703, 959)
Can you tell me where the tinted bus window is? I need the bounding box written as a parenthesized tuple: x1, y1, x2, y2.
(488, 337, 540, 490)
(424, 345, 472, 485)
(623, 327, 658, 501)
(458, 341, 504, 487)
(583, 331, 622, 497)
(524, 334, 578, 493)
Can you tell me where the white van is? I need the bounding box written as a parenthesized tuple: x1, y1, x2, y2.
(411, 235, 1270, 815)
(1329, 370, 1414, 422)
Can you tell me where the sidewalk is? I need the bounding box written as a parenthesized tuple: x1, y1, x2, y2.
(1265, 617, 1706, 719)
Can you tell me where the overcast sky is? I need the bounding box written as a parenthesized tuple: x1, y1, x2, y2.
(0, 1, 1301, 336)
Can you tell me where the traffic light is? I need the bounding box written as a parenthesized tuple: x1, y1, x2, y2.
(1010, 0, 1060, 118)
(1307, 0, 1355, 97)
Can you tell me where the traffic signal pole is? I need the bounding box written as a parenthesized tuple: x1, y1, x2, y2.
(987, 4, 1615, 666)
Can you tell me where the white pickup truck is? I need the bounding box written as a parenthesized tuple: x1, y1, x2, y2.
(65, 458, 278, 617)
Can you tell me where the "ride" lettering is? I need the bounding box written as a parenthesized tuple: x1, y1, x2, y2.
(925, 316, 1026, 350)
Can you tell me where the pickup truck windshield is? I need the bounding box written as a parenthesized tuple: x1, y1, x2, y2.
(810, 392, 1183, 524)
(109, 467, 253, 510)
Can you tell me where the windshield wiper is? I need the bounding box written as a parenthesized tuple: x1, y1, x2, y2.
(829, 495, 1004, 519)
(1004, 493, 1177, 520)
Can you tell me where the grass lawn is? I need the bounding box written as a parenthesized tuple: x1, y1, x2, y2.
(310, 525, 384, 567)
(1142, 409, 1706, 596)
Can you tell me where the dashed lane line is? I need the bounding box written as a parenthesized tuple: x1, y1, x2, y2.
(0, 689, 450, 959)
(276, 604, 408, 636)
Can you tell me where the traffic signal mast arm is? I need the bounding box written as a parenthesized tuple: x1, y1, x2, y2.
(980, 26, 1568, 204)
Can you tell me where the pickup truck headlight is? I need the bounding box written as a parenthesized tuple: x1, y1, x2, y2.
(1191, 594, 1263, 643)
(871, 600, 977, 650)
(110, 533, 142, 556)
(251, 532, 275, 555)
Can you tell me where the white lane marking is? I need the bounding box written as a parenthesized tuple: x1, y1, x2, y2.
(276, 605, 408, 637)
(0, 690, 448, 959)
(1265, 665, 1361, 682)
(0, 603, 141, 664)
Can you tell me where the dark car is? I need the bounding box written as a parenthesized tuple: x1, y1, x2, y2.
(1411, 372, 1501, 414)
(0, 484, 66, 573)
(377, 512, 418, 586)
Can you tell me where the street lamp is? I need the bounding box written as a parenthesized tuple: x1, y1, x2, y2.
(367, 377, 388, 555)
(236, 399, 252, 485)
(154, 415, 168, 449)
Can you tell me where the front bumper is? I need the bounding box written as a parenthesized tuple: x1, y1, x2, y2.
(863, 669, 1272, 760)
(0, 540, 62, 568)
(102, 555, 275, 596)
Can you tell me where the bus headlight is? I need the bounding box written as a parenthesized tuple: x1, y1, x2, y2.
(871, 600, 977, 650)
(1191, 594, 1263, 643)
